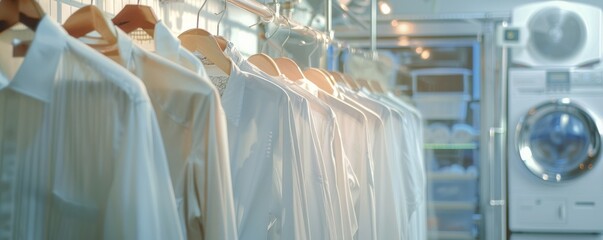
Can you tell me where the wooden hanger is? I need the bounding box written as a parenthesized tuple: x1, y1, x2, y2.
(303, 68, 334, 94)
(317, 69, 337, 86)
(178, 1, 231, 75)
(214, 35, 227, 51)
(274, 57, 305, 81)
(179, 29, 231, 75)
(248, 53, 281, 77)
(342, 74, 361, 91)
(63, 5, 117, 51)
(329, 71, 350, 87)
(112, 1, 157, 36)
(369, 80, 386, 93)
(0, 0, 44, 33)
(0, 0, 44, 57)
(357, 78, 377, 92)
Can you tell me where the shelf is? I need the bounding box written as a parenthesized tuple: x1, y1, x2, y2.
(428, 172, 478, 180)
(428, 230, 475, 240)
(425, 143, 478, 150)
(428, 201, 475, 210)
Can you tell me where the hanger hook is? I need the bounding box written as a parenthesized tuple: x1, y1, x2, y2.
(91, 0, 94, 5)
(216, 0, 227, 35)
(248, 19, 262, 29)
(196, 0, 209, 29)
(280, 16, 291, 57)
(137, 0, 140, 5)
(260, 20, 279, 54)
(264, 19, 280, 41)
(308, 28, 320, 67)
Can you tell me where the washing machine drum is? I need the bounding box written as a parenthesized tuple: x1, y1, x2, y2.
(516, 100, 601, 182)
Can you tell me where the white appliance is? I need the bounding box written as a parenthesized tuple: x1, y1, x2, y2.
(510, 233, 603, 240)
(508, 68, 603, 233)
(502, 1, 602, 68)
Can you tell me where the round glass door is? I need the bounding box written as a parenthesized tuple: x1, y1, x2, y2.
(516, 99, 601, 182)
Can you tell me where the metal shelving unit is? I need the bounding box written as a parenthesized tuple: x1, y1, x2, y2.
(425, 143, 478, 150)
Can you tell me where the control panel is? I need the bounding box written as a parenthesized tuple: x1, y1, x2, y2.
(510, 69, 603, 93)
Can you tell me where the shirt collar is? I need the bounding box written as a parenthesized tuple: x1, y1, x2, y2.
(0, 16, 67, 102)
(224, 41, 244, 65)
(153, 21, 180, 62)
(298, 79, 320, 97)
(115, 28, 136, 71)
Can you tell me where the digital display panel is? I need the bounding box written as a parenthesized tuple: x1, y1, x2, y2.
(504, 29, 520, 42)
(547, 72, 570, 84)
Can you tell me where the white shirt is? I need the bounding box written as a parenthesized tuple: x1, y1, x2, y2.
(377, 92, 426, 240)
(112, 29, 237, 240)
(293, 80, 345, 240)
(316, 91, 365, 240)
(224, 44, 317, 240)
(353, 89, 410, 240)
(336, 87, 379, 240)
(202, 56, 297, 240)
(0, 17, 182, 240)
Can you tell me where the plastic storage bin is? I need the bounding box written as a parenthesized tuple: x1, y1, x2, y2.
(429, 172, 478, 203)
(411, 68, 472, 120)
(430, 202, 475, 232)
(414, 93, 470, 120)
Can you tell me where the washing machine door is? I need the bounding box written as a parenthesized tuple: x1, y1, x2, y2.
(516, 99, 601, 182)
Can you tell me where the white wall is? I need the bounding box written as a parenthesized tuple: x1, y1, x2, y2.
(390, 0, 603, 15)
(38, 0, 259, 55)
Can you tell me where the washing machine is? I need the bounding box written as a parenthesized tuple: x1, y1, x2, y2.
(508, 68, 603, 233)
(510, 233, 603, 240)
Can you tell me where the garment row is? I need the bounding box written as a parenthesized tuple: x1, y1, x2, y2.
(0, 3, 426, 240)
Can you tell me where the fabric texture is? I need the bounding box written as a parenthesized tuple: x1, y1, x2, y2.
(201, 53, 298, 240)
(112, 28, 237, 240)
(0, 17, 183, 240)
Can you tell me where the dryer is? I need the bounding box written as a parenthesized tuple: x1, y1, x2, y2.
(508, 68, 603, 233)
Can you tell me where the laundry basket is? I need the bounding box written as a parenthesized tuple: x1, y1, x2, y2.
(411, 68, 472, 120)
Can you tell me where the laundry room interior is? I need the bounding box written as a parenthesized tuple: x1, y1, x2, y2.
(2, 0, 603, 239)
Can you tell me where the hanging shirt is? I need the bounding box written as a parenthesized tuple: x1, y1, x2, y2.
(111, 29, 236, 240)
(200, 54, 297, 240)
(0, 17, 182, 240)
(316, 90, 366, 240)
(354, 89, 410, 240)
(129, 21, 207, 77)
(377, 92, 426, 240)
(291, 79, 344, 239)
(224, 43, 316, 240)
(336, 86, 379, 240)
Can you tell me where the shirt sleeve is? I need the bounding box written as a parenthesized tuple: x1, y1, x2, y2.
(331, 121, 359, 240)
(197, 93, 238, 240)
(103, 100, 184, 240)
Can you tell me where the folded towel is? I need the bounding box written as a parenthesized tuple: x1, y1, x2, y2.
(427, 123, 451, 143)
(451, 123, 477, 143)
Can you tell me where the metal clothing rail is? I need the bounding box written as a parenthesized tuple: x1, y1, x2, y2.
(224, 0, 367, 50)
(226, 0, 332, 51)
(226, 0, 381, 67)
(225, 0, 275, 22)
(225, 0, 327, 42)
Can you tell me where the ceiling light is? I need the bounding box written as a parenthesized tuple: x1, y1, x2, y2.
(397, 36, 410, 46)
(379, 1, 392, 15)
(415, 47, 423, 54)
(391, 20, 398, 27)
(395, 22, 412, 34)
(421, 50, 431, 59)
